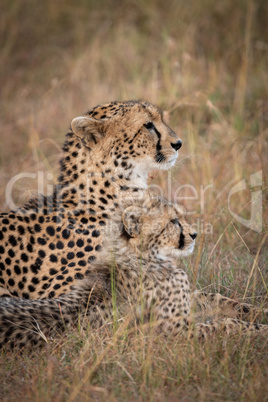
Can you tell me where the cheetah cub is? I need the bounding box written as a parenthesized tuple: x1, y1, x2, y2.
(0, 197, 267, 349)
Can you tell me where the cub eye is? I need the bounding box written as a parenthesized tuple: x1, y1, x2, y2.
(170, 218, 179, 225)
(144, 122, 155, 131)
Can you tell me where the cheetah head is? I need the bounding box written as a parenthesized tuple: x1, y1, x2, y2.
(121, 197, 197, 264)
(70, 101, 182, 181)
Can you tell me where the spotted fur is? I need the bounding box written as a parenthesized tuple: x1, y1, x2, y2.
(0, 100, 182, 300)
(0, 197, 266, 349)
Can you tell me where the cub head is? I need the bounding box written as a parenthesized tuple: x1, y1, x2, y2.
(121, 197, 197, 263)
(70, 100, 182, 175)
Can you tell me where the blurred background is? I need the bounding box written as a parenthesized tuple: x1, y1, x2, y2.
(0, 0, 267, 294)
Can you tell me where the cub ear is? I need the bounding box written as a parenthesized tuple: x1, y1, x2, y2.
(122, 206, 143, 237)
(71, 116, 106, 145)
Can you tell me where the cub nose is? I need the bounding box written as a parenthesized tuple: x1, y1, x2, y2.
(171, 140, 182, 151)
(190, 232, 197, 240)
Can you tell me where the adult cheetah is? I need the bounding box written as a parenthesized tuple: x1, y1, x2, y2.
(0, 100, 182, 300)
(0, 197, 266, 349)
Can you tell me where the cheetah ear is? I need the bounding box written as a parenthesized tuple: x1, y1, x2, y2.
(71, 116, 106, 145)
(122, 206, 143, 237)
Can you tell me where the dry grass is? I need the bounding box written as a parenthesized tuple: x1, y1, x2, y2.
(0, 0, 268, 400)
(1, 327, 268, 401)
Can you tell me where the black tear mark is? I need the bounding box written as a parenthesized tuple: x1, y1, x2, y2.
(154, 126, 162, 152)
(178, 222, 185, 249)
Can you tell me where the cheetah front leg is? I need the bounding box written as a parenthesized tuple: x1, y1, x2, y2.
(140, 268, 192, 336)
(141, 273, 268, 338)
(192, 317, 268, 339)
(150, 297, 268, 339)
(191, 290, 268, 322)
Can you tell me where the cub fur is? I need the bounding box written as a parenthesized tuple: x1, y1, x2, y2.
(0, 197, 266, 349)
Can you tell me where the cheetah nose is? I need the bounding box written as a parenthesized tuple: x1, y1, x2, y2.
(190, 232, 197, 240)
(171, 140, 182, 151)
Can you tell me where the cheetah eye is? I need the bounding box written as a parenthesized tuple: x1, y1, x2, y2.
(144, 122, 155, 132)
(170, 218, 179, 225)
